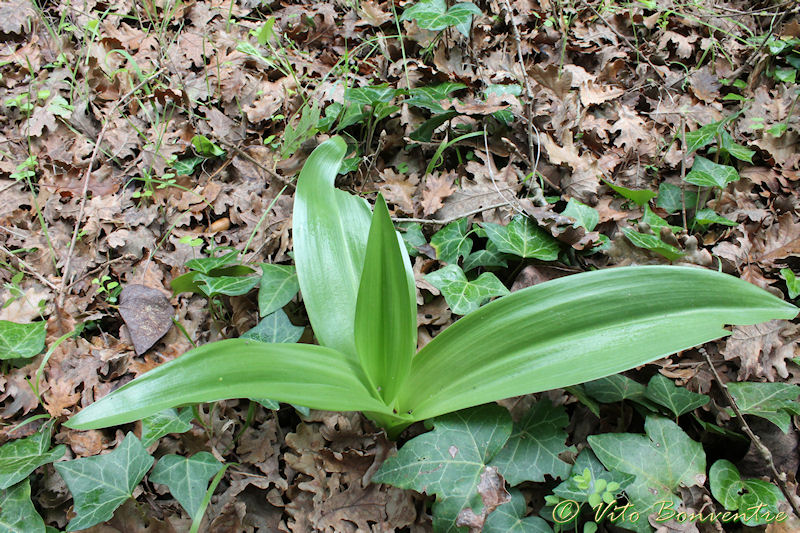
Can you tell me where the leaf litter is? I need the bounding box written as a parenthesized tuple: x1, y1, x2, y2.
(0, 0, 799, 530)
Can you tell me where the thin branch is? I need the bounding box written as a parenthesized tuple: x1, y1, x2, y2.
(217, 140, 297, 189)
(702, 349, 800, 519)
(392, 201, 512, 225)
(58, 68, 165, 306)
(0, 244, 58, 291)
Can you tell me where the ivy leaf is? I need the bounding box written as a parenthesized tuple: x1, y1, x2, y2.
(583, 374, 647, 403)
(484, 489, 553, 533)
(709, 459, 784, 526)
(0, 479, 46, 533)
(692, 208, 738, 228)
(0, 320, 46, 360)
(482, 216, 560, 260)
(195, 274, 259, 298)
(171, 156, 204, 176)
(258, 264, 299, 317)
(149, 452, 223, 518)
(191, 135, 225, 158)
(398, 222, 427, 256)
(718, 131, 755, 163)
(683, 120, 724, 153)
(780, 268, 799, 299)
(562, 199, 599, 231)
(588, 417, 706, 530)
(553, 449, 634, 503)
(55, 433, 154, 531)
(373, 404, 513, 533)
(656, 183, 697, 215)
(641, 206, 682, 234)
(490, 400, 573, 485)
(345, 84, 397, 106)
(406, 83, 466, 113)
(623, 228, 684, 261)
(602, 179, 657, 206)
(400, 0, 482, 37)
(184, 251, 240, 274)
(241, 309, 304, 344)
(140, 408, 194, 448)
(644, 374, 709, 417)
(462, 248, 509, 272)
(425, 265, 509, 315)
(0, 421, 66, 490)
(430, 218, 473, 264)
(684, 156, 739, 188)
(726, 382, 800, 433)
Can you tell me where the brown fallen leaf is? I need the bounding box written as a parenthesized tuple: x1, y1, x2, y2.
(119, 284, 174, 355)
(421, 171, 456, 216)
(721, 320, 799, 381)
(455, 466, 510, 532)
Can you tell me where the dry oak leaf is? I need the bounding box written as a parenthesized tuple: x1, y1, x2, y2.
(529, 64, 572, 100)
(0, 0, 34, 34)
(658, 31, 698, 59)
(689, 68, 721, 103)
(378, 169, 418, 214)
(611, 104, 657, 156)
(421, 171, 457, 216)
(721, 320, 799, 381)
(540, 131, 601, 203)
(751, 213, 800, 267)
(579, 80, 624, 106)
(358, 0, 392, 26)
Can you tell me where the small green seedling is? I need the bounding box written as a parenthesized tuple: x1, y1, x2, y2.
(67, 137, 798, 437)
(92, 275, 121, 304)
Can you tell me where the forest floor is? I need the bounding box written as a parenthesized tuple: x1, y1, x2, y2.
(1, 0, 800, 531)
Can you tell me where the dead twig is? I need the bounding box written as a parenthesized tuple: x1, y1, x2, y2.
(0, 244, 59, 291)
(217, 141, 297, 189)
(702, 349, 800, 519)
(58, 68, 165, 307)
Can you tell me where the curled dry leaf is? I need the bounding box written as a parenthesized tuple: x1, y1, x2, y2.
(118, 284, 174, 355)
(721, 320, 799, 381)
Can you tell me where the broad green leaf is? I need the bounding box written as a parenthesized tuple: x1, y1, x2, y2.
(588, 417, 706, 530)
(0, 320, 46, 360)
(623, 228, 684, 261)
(373, 404, 512, 533)
(345, 84, 397, 106)
(55, 433, 154, 531)
(242, 309, 304, 344)
(644, 374, 709, 417)
(65, 339, 388, 430)
(140, 408, 194, 448)
(401, 0, 482, 36)
(683, 120, 724, 153)
(718, 131, 755, 163)
(398, 266, 797, 423)
(0, 421, 65, 490)
(583, 374, 647, 403)
(774, 68, 796, 83)
(693, 208, 738, 227)
(191, 135, 225, 158)
(726, 382, 800, 432)
(171, 156, 204, 176)
(281, 103, 320, 159)
(184, 251, 240, 274)
(641, 205, 682, 234)
(430, 218, 472, 264)
(462, 248, 508, 272)
(410, 111, 460, 142)
(482, 216, 560, 260)
(149, 452, 223, 517)
(293, 136, 372, 356)
(602, 179, 657, 206)
(553, 449, 634, 503)
(684, 156, 739, 188)
(425, 265, 509, 315)
(171, 265, 255, 296)
(709, 459, 784, 526)
(656, 182, 697, 215)
(0, 479, 45, 533)
(355, 195, 417, 404)
(490, 400, 573, 485)
(781, 268, 799, 298)
(484, 490, 552, 533)
(195, 273, 259, 297)
(562, 199, 599, 231)
(258, 264, 299, 317)
(406, 83, 466, 113)
(398, 222, 427, 256)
